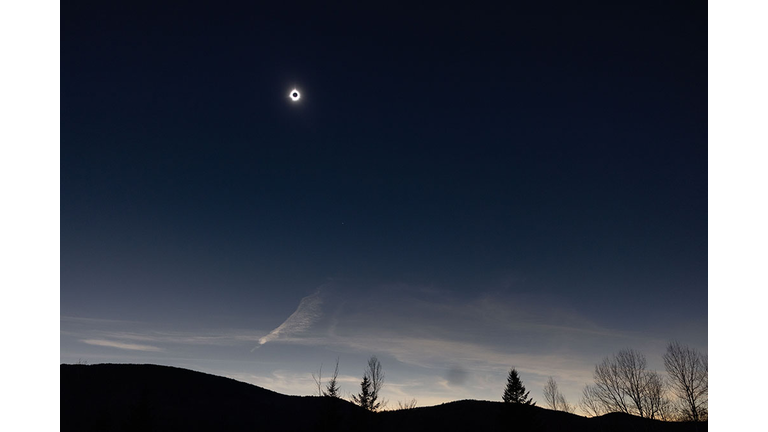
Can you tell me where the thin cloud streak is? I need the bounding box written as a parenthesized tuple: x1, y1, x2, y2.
(81, 339, 164, 352)
(63, 328, 263, 347)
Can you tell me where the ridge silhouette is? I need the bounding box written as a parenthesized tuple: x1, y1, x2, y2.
(61, 364, 707, 432)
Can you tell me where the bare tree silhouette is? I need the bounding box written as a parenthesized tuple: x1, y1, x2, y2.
(584, 348, 670, 419)
(312, 363, 325, 397)
(557, 392, 574, 414)
(543, 376, 574, 413)
(543, 376, 557, 409)
(580, 384, 607, 417)
(396, 398, 417, 410)
(646, 368, 674, 421)
(663, 341, 708, 421)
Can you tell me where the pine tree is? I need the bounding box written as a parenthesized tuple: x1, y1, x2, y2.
(503, 367, 535, 405)
(352, 376, 373, 410)
(325, 374, 341, 398)
(351, 356, 385, 411)
(324, 358, 341, 398)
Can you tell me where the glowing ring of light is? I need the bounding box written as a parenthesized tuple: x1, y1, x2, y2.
(289, 89, 301, 101)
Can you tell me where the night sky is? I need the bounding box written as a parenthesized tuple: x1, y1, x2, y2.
(60, 2, 707, 408)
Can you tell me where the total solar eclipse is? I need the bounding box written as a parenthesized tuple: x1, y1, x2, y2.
(290, 89, 300, 101)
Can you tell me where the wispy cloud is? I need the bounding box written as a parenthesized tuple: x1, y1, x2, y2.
(237, 281, 673, 407)
(61, 316, 142, 325)
(81, 339, 164, 352)
(253, 283, 653, 364)
(253, 289, 323, 350)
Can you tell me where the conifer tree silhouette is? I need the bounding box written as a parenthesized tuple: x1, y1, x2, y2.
(351, 356, 385, 411)
(352, 376, 374, 410)
(324, 358, 341, 398)
(503, 367, 535, 405)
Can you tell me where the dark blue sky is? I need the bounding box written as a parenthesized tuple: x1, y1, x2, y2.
(60, 2, 707, 406)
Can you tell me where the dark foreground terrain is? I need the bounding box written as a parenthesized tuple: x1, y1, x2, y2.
(61, 364, 706, 432)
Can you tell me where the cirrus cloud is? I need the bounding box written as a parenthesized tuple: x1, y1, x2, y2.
(81, 339, 164, 352)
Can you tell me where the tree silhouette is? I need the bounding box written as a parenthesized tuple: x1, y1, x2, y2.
(502, 367, 535, 405)
(583, 348, 670, 419)
(580, 384, 607, 417)
(312, 358, 342, 398)
(543, 376, 573, 412)
(352, 376, 374, 411)
(366, 356, 385, 408)
(352, 356, 385, 411)
(663, 341, 708, 421)
(312, 363, 325, 397)
(396, 398, 418, 410)
(324, 358, 341, 398)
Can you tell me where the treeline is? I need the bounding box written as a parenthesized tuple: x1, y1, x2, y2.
(578, 341, 707, 421)
(312, 341, 707, 422)
(503, 341, 707, 422)
(313, 356, 398, 411)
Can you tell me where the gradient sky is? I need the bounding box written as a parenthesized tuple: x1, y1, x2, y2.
(60, 2, 707, 410)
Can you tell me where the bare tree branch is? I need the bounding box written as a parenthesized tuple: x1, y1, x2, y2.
(556, 392, 575, 414)
(311, 363, 324, 397)
(587, 348, 671, 419)
(543, 376, 558, 410)
(543, 376, 574, 413)
(663, 341, 708, 421)
(580, 384, 607, 417)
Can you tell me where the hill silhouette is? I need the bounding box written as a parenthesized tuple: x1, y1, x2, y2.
(61, 364, 707, 432)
